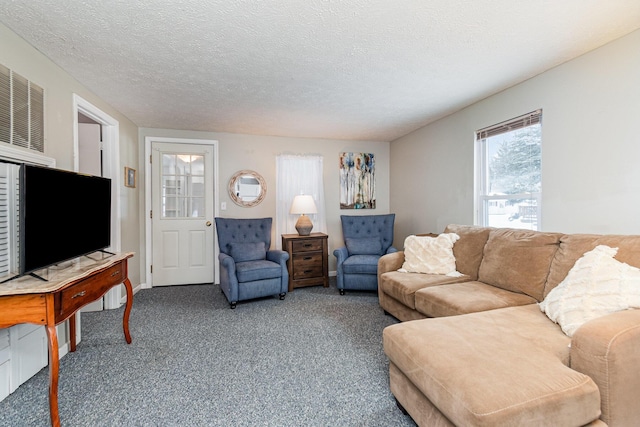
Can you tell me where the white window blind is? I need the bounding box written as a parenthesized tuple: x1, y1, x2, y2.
(476, 110, 542, 140)
(0, 162, 19, 278)
(0, 64, 44, 153)
(0, 168, 9, 277)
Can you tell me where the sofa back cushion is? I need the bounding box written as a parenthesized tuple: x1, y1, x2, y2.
(215, 217, 272, 255)
(544, 233, 640, 298)
(478, 228, 561, 301)
(229, 242, 266, 263)
(340, 214, 395, 253)
(443, 224, 493, 280)
(345, 236, 383, 256)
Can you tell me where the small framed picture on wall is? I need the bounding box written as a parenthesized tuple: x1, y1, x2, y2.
(125, 167, 136, 188)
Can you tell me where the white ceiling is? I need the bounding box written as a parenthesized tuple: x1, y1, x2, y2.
(1, 1, 639, 142)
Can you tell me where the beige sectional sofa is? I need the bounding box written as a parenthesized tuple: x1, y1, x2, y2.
(380, 224, 640, 426)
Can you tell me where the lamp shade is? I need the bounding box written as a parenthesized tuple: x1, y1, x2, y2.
(289, 195, 318, 215)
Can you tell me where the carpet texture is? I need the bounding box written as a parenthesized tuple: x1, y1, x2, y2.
(0, 282, 416, 426)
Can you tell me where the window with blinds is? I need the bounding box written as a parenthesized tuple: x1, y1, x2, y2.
(0, 64, 44, 153)
(475, 110, 542, 231)
(0, 162, 20, 279)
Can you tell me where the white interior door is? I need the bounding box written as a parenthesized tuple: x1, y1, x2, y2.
(78, 121, 104, 311)
(151, 142, 215, 286)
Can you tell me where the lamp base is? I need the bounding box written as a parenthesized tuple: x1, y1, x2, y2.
(295, 214, 313, 236)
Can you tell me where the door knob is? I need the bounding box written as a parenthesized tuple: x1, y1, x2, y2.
(206, 221, 212, 227)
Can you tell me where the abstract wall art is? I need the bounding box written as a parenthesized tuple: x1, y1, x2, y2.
(339, 152, 375, 209)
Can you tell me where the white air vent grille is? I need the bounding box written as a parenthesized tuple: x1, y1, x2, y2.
(0, 64, 44, 153)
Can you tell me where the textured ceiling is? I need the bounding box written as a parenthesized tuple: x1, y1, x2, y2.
(1, 1, 639, 141)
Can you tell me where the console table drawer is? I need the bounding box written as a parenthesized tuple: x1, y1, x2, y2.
(58, 262, 124, 318)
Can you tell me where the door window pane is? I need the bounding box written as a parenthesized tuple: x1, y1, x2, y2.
(161, 153, 205, 219)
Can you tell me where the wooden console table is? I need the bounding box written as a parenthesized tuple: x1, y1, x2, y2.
(0, 252, 134, 427)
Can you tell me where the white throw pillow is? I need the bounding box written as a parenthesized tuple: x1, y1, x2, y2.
(399, 233, 461, 275)
(539, 245, 640, 337)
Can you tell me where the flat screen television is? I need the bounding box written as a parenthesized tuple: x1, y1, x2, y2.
(19, 163, 112, 278)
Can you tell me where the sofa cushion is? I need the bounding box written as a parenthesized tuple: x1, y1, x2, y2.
(235, 259, 282, 282)
(342, 254, 380, 275)
(229, 241, 266, 262)
(345, 237, 382, 256)
(540, 245, 640, 336)
(544, 233, 640, 298)
(415, 281, 537, 317)
(400, 233, 460, 275)
(478, 228, 561, 301)
(383, 305, 601, 426)
(379, 271, 470, 309)
(443, 224, 493, 280)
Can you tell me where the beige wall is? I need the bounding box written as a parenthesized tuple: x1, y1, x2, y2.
(139, 128, 390, 279)
(390, 29, 640, 247)
(0, 23, 141, 289)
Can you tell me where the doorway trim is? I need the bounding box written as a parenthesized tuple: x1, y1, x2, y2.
(72, 94, 121, 309)
(144, 136, 219, 288)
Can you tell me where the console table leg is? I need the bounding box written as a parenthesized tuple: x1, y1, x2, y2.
(46, 323, 61, 427)
(69, 313, 77, 352)
(122, 278, 133, 344)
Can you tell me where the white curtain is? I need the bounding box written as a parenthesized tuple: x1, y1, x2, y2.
(275, 154, 326, 249)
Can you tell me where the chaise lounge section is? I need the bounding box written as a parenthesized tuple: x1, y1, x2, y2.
(380, 225, 640, 426)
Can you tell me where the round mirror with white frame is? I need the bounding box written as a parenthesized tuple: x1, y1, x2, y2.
(228, 170, 266, 207)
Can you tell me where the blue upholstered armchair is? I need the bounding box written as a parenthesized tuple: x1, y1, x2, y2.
(214, 217, 289, 308)
(333, 214, 396, 295)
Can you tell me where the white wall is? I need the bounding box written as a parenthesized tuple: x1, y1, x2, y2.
(138, 128, 391, 277)
(390, 29, 640, 246)
(0, 23, 141, 288)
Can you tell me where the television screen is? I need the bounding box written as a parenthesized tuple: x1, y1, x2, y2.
(20, 164, 112, 276)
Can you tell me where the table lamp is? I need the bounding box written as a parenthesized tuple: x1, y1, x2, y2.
(290, 194, 317, 236)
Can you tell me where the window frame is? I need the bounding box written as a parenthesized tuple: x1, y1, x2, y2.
(474, 110, 542, 230)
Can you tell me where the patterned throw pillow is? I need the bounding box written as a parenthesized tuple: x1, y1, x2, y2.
(539, 245, 640, 336)
(399, 233, 461, 275)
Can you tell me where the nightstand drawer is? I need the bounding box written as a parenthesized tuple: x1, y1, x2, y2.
(292, 239, 323, 253)
(292, 253, 323, 279)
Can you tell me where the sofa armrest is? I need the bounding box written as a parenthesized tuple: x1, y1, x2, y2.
(267, 249, 289, 264)
(378, 251, 405, 275)
(333, 246, 348, 264)
(570, 309, 640, 425)
(267, 250, 290, 293)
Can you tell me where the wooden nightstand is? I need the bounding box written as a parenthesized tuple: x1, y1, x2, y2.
(281, 232, 329, 292)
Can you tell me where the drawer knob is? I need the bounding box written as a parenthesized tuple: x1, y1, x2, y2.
(72, 291, 86, 299)
(303, 243, 312, 247)
(110, 270, 120, 277)
(304, 256, 312, 260)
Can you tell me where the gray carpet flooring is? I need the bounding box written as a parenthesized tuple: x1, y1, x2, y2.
(0, 281, 416, 426)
